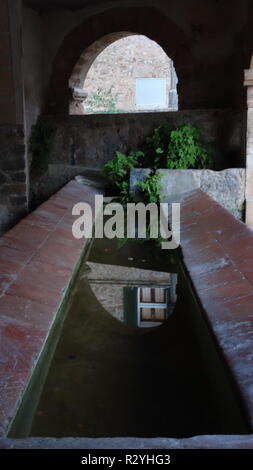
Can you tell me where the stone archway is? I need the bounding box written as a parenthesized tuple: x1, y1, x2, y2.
(46, 6, 193, 114)
(68, 32, 135, 113)
(69, 33, 179, 115)
(244, 56, 253, 228)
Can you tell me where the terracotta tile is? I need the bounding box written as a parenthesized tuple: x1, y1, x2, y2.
(35, 239, 82, 270)
(0, 244, 32, 265)
(24, 212, 57, 231)
(0, 317, 48, 429)
(0, 236, 36, 257)
(0, 181, 99, 436)
(198, 279, 253, 307)
(6, 220, 50, 249)
(0, 257, 24, 276)
(191, 265, 246, 290)
(0, 294, 56, 330)
(0, 274, 14, 294)
(6, 280, 62, 309)
(21, 259, 71, 292)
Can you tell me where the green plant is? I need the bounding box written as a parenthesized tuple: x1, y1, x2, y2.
(139, 172, 163, 204)
(117, 180, 133, 205)
(144, 123, 171, 169)
(143, 123, 213, 170)
(167, 124, 212, 169)
(30, 119, 55, 174)
(85, 87, 121, 114)
(103, 122, 212, 209)
(103, 151, 144, 187)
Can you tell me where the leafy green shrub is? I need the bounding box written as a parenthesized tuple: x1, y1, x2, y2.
(143, 123, 213, 170)
(139, 173, 163, 204)
(144, 123, 171, 169)
(103, 151, 143, 182)
(103, 123, 212, 205)
(167, 124, 212, 169)
(103, 150, 144, 199)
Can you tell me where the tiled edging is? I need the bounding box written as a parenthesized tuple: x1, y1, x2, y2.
(0, 181, 99, 437)
(179, 189, 253, 430)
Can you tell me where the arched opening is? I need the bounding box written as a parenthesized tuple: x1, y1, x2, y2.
(46, 7, 193, 114)
(69, 34, 178, 115)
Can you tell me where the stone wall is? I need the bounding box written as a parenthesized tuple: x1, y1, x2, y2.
(73, 35, 177, 114)
(29, 109, 245, 210)
(0, 3, 44, 236)
(45, 109, 245, 169)
(0, 126, 27, 236)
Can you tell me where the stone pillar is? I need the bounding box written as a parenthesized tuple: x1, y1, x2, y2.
(244, 67, 253, 228)
(0, 0, 28, 235)
(69, 87, 88, 115)
(169, 61, 178, 110)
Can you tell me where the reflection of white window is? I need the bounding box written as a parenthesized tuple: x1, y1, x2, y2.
(136, 78, 167, 108)
(137, 287, 168, 328)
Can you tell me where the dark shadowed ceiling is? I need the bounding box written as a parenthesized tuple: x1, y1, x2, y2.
(23, 0, 118, 12)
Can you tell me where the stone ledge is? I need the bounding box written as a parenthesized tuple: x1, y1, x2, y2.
(179, 189, 253, 428)
(0, 181, 99, 437)
(0, 435, 252, 449)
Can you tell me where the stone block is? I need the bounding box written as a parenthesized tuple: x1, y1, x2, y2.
(129, 168, 151, 198)
(159, 169, 201, 201)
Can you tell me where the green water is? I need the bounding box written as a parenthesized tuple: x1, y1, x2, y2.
(30, 239, 219, 438)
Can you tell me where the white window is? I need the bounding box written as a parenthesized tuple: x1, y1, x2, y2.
(136, 78, 167, 108)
